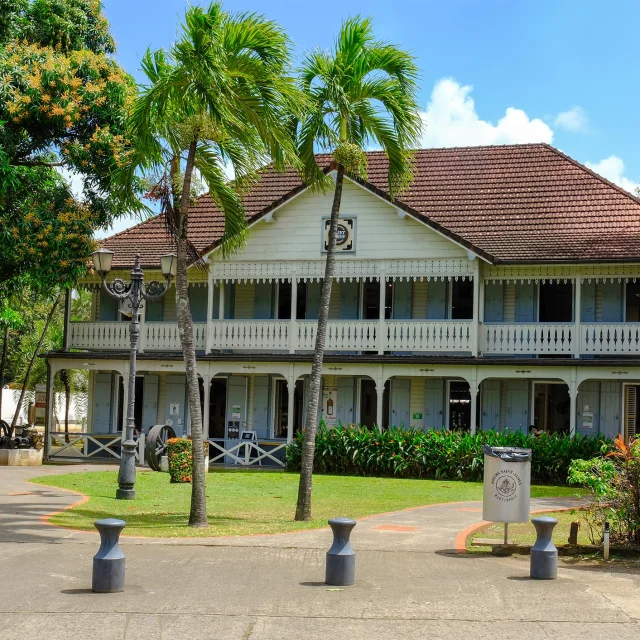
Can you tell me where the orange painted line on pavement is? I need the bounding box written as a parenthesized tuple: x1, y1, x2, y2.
(454, 505, 585, 554)
(371, 524, 419, 532)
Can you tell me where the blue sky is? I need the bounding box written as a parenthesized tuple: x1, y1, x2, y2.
(98, 0, 640, 235)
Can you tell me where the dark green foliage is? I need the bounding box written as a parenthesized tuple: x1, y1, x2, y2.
(286, 426, 610, 485)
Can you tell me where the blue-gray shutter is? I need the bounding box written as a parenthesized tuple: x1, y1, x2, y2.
(576, 381, 600, 437)
(390, 379, 411, 428)
(164, 375, 187, 437)
(426, 280, 447, 319)
(424, 379, 444, 430)
(581, 281, 596, 322)
(98, 289, 118, 321)
(601, 282, 623, 322)
(92, 373, 113, 433)
(600, 381, 621, 439)
(484, 283, 504, 322)
(481, 380, 501, 431)
(392, 280, 412, 319)
(145, 299, 163, 321)
(306, 282, 322, 320)
(337, 377, 355, 426)
(252, 376, 270, 439)
(254, 282, 274, 319)
(340, 281, 360, 319)
(505, 380, 529, 432)
(211, 284, 234, 319)
(188, 286, 208, 322)
(141, 374, 159, 432)
(515, 282, 536, 322)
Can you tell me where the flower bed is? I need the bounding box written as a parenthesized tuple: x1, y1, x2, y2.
(286, 426, 610, 485)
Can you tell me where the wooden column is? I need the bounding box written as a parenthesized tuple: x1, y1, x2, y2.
(471, 260, 480, 357)
(378, 274, 386, 355)
(289, 277, 298, 354)
(469, 382, 479, 435)
(205, 269, 214, 354)
(202, 374, 211, 440)
(218, 281, 225, 320)
(375, 376, 385, 432)
(286, 375, 296, 443)
(574, 277, 581, 359)
(569, 378, 578, 437)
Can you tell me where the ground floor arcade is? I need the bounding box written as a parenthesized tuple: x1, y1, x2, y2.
(42, 354, 640, 467)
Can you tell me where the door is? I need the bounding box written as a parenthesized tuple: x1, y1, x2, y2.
(226, 376, 247, 438)
(581, 281, 596, 322)
(601, 381, 621, 439)
(92, 373, 113, 433)
(392, 280, 412, 319)
(252, 376, 270, 439)
(209, 378, 227, 439)
(98, 289, 118, 321)
(576, 381, 600, 436)
(188, 286, 208, 322)
(484, 283, 504, 322)
(515, 282, 536, 322)
(451, 279, 473, 319)
(390, 379, 410, 428)
(141, 375, 158, 433)
(340, 281, 360, 319)
(601, 282, 623, 322)
(360, 379, 377, 428)
(164, 375, 187, 436)
(449, 381, 471, 431)
(362, 280, 380, 320)
(481, 380, 501, 431)
(539, 282, 573, 322)
(505, 380, 529, 432)
(306, 282, 322, 319)
(337, 377, 355, 426)
(424, 379, 445, 430)
(254, 282, 274, 319)
(426, 280, 447, 319)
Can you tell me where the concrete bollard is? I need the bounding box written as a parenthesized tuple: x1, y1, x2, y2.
(92, 518, 127, 593)
(530, 516, 558, 580)
(325, 518, 356, 586)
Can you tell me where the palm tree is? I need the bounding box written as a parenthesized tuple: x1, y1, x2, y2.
(119, 2, 301, 527)
(294, 17, 422, 521)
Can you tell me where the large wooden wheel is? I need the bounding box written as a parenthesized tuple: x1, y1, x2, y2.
(145, 424, 176, 471)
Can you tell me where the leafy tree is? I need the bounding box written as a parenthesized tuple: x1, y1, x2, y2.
(0, 0, 138, 296)
(293, 17, 422, 521)
(120, 2, 301, 526)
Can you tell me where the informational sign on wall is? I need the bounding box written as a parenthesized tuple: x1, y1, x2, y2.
(582, 411, 594, 429)
(231, 405, 241, 419)
(169, 403, 180, 416)
(34, 384, 46, 427)
(321, 385, 337, 427)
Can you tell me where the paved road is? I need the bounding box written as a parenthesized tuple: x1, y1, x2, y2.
(1, 464, 639, 639)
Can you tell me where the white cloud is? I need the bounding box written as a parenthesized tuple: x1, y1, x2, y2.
(554, 106, 588, 132)
(585, 155, 638, 194)
(419, 78, 554, 148)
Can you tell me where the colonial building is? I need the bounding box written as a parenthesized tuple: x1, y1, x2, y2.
(44, 143, 640, 465)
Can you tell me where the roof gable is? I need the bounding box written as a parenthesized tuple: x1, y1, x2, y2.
(101, 143, 640, 267)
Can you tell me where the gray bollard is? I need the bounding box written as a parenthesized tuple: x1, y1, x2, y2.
(92, 518, 127, 593)
(325, 517, 356, 586)
(530, 516, 558, 580)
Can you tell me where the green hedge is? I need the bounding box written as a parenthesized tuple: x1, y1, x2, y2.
(285, 426, 610, 485)
(167, 438, 193, 483)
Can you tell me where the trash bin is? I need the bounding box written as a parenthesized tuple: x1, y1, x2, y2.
(482, 445, 531, 523)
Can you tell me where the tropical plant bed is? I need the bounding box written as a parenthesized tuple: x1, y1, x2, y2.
(31, 469, 580, 538)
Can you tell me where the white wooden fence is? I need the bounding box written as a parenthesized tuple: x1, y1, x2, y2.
(47, 432, 145, 463)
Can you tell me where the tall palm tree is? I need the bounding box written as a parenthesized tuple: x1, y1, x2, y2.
(119, 2, 301, 527)
(294, 17, 422, 521)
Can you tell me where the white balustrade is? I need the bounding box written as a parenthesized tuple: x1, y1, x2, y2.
(581, 323, 640, 354)
(385, 320, 472, 352)
(209, 320, 290, 350)
(68, 321, 130, 350)
(482, 323, 575, 355)
(296, 320, 379, 351)
(145, 322, 206, 351)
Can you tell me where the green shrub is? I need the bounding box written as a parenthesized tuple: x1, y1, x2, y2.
(285, 426, 610, 485)
(167, 438, 193, 483)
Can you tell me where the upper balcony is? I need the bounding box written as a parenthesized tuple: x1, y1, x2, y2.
(67, 261, 640, 359)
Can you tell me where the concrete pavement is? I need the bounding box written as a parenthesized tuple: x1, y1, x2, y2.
(1, 464, 639, 639)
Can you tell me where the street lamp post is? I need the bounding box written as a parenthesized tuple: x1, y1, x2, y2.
(92, 249, 176, 500)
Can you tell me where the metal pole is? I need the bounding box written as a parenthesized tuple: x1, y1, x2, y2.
(504, 522, 509, 545)
(116, 258, 142, 500)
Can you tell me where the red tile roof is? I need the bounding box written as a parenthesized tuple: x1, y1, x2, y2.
(101, 143, 640, 267)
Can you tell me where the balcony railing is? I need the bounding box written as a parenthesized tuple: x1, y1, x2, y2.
(67, 319, 640, 357)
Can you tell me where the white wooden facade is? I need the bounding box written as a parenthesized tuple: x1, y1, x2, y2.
(45, 175, 640, 461)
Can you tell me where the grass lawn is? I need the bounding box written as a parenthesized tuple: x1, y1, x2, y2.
(468, 509, 593, 550)
(32, 469, 583, 538)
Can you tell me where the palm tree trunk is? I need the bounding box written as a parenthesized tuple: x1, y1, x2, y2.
(0, 325, 8, 419)
(295, 164, 344, 521)
(11, 294, 62, 429)
(175, 137, 208, 528)
(61, 369, 71, 443)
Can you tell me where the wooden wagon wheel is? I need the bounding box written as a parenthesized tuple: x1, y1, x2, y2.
(145, 424, 176, 471)
(0, 420, 11, 441)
